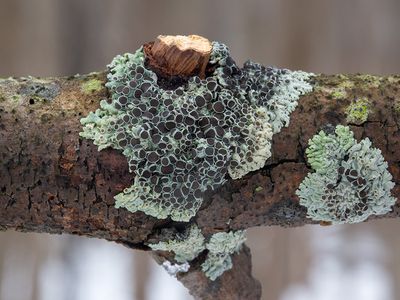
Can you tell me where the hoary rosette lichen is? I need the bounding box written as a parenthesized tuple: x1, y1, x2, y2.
(296, 125, 396, 224)
(80, 41, 313, 221)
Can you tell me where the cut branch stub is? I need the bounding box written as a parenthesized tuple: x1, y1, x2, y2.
(144, 34, 212, 79)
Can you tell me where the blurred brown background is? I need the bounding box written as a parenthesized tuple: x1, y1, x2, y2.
(1, 1, 400, 299)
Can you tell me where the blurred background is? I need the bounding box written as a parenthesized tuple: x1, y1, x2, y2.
(1, 0, 400, 299)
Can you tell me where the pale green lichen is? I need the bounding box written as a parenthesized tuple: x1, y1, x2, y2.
(331, 89, 347, 100)
(306, 125, 355, 175)
(205, 231, 246, 255)
(315, 74, 353, 99)
(201, 230, 246, 281)
(338, 77, 355, 89)
(254, 186, 263, 192)
(297, 125, 396, 224)
(80, 41, 314, 222)
(345, 97, 370, 125)
(12, 95, 21, 102)
(387, 76, 400, 85)
(148, 225, 205, 263)
(81, 78, 103, 94)
(148, 225, 246, 280)
(355, 74, 382, 88)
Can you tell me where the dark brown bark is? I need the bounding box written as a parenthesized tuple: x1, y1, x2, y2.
(153, 245, 262, 300)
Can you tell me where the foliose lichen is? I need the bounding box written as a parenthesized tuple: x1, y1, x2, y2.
(305, 125, 355, 175)
(201, 230, 246, 281)
(296, 125, 396, 224)
(148, 225, 246, 280)
(19, 81, 60, 102)
(148, 224, 205, 263)
(80, 41, 313, 221)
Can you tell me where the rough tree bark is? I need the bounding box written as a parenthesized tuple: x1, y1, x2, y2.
(0, 35, 399, 300)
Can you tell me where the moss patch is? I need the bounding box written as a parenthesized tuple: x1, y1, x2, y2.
(81, 79, 103, 94)
(345, 97, 370, 124)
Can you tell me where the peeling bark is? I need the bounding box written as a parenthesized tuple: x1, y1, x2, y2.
(0, 69, 399, 299)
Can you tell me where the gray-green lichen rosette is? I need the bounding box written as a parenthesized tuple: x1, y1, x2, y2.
(80, 41, 313, 221)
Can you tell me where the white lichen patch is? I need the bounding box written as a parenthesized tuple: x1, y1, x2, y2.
(162, 261, 190, 276)
(80, 40, 314, 221)
(296, 125, 396, 224)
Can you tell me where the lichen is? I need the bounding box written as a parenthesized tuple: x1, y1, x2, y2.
(148, 225, 205, 263)
(254, 186, 263, 192)
(387, 76, 400, 84)
(394, 100, 400, 115)
(331, 89, 347, 100)
(148, 225, 246, 280)
(345, 97, 370, 124)
(162, 261, 190, 276)
(338, 77, 355, 89)
(296, 125, 396, 224)
(305, 125, 355, 175)
(355, 74, 382, 88)
(81, 78, 103, 94)
(80, 41, 313, 221)
(201, 230, 246, 281)
(12, 95, 21, 102)
(19, 81, 60, 102)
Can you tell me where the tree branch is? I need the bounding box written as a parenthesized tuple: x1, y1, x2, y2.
(0, 36, 399, 299)
(152, 245, 261, 300)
